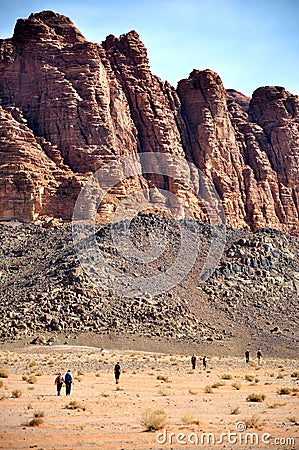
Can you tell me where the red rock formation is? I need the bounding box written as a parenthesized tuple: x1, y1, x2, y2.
(0, 11, 298, 235)
(0, 104, 82, 222)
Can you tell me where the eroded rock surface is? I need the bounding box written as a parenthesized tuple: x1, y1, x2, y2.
(0, 11, 299, 235)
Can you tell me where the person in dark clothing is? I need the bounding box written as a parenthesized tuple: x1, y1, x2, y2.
(114, 362, 121, 384)
(257, 349, 262, 363)
(191, 355, 197, 370)
(65, 370, 73, 395)
(54, 372, 64, 396)
(245, 350, 250, 364)
(203, 355, 207, 370)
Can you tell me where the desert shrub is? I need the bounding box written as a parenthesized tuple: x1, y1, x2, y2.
(0, 380, 3, 388)
(157, 375, 169, 382)
(231, 406, 240, 415)
(287, 416, 297, 424)
(65, 400, 85, 410)
(158, 388, 168, 396)
(246, 393, 266, 402)
(11, 389, 22, 398)
(277, 373, 284, 379)
(34, 410, 45, 418)
(27, 375, 37, 384)
(28, 360, 37, 368)
(277, 387, 291, 395)
(204, 385, 213, 394)
(141, 409, 167, 431)
(188, 388, 198, 395)
(245, 374, 254, 382)
(212, 382, 223, 389)
(77, 370, 85, 376)
(181, 413, 201, 425)
(222, 374, 232, 380)
(244, 414, 264, 429)
(27, 417, 44, 427)
(291, 371, 299, 378)
(267, 402, 286, 409)
(22, 375, 28, 381)
(0, 368, 9, 378)
(232, 382, 241, 390)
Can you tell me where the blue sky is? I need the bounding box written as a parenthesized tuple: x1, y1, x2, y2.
(0, 0, 298, 96)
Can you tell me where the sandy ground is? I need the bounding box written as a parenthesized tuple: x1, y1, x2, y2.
(0, 345, 298, 450)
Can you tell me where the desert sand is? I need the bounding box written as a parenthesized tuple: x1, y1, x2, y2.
(0, 344, 298, 450)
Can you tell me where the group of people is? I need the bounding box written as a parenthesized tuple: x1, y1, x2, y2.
(54, 370, 73, 396)
(245, 349, 262, 364)
(191, 354, 207, 370)
(55, 351, 263, 396)
(54, 363, 122, 396)
(190, 349, 263, 372)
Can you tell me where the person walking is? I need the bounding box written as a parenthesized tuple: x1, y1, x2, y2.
(257, 349, 262, 364)
(191, 354, 197, 370)
(203, 355, 207, 370)
(54, 372, 64, 396)
(114, 362, 121, 384)
(245, 350, 250, 364)
(65, 370, 73, 395)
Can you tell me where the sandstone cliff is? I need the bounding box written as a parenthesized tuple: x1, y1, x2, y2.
(0, 11, 298, 235)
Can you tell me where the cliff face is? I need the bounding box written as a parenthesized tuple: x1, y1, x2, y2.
(0, 11, 298, 235)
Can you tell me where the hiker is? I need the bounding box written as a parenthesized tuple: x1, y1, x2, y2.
(65, 370, 73, 395)
(114, 362, 121, 384)
(257, 349, 262, 363)
(191, 354, 197, 370)
(245, 350, 250, 364)
(54, 372, 64, 396)
(203, 355, 207, 370)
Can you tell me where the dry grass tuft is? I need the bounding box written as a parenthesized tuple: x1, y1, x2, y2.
(204, 385, 213, 394)
(245, 374, 254, 382)
(27, 375, 37, 384)
(0, 368, 9, 378)
(26, 417, 44, 427)
(244, 414, 265, 429)
(141, 409, 167, 431)
(157, 375, 170, 382)
(11, 389, 22, 398)
(222, 374, 232, 380)
(246, 393, 266, 402)
(188, 388, 198, 395)
(65, 400, 85, 410)
(277, 387, 291, 395)
(181, 413, 201, 426)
